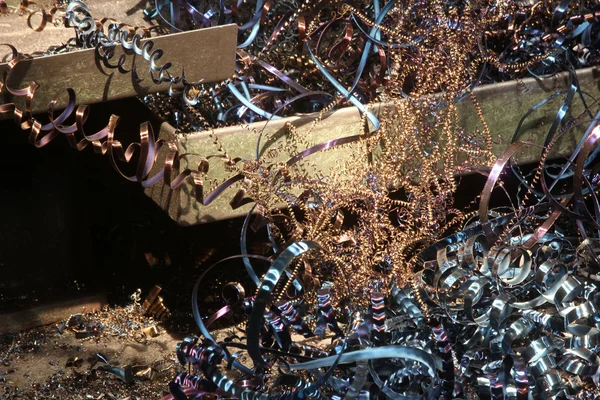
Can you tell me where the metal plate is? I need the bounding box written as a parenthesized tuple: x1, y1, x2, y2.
(146, 68, 599, 225)
(0, 22, 237, 116)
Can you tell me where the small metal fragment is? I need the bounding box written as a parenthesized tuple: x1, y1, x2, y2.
(142, 286, 162, 312)
(142, 325, 160, 338)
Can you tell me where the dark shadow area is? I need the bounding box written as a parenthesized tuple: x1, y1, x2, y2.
(0, 96, 542, 328)
(0, 97, 266, 323)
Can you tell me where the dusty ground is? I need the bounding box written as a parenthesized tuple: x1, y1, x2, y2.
(0, 296, 262, 400)
(0, 306, 185, 400)
(0, 303, 335, 400)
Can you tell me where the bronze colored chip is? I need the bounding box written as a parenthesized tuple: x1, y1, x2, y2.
(142, 286, 162, 312)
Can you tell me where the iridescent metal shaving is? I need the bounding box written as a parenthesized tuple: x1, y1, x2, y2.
(162, 111, 600, 399)
(6, 1, 600, 399)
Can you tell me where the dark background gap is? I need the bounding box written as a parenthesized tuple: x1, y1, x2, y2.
(0, 98, 258, 316)
(0, 99, 534, 315)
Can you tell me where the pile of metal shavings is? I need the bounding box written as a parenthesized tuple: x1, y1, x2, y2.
(7, 0, 600, 399)
(160, 106, 600, 399)
(138, 0, 600, 131)
(13, 0, 600, 130)
(0, 302, 182, 400)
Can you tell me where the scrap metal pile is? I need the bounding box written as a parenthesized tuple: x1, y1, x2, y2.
(4, 0, 600, 399)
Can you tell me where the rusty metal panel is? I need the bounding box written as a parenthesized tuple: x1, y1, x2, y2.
(145, 68, 599, 225)
(0, 23, 238, 116)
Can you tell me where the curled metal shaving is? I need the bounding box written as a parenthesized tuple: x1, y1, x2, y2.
(160, 77, 600, 399)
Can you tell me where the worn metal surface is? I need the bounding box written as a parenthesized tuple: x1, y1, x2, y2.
(459, 69, 596, 166)
(0, 0, 149, 56)
(147, 107, 367, 225)
(146, 68, 599, 225)
(0, 4, 237, 116)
